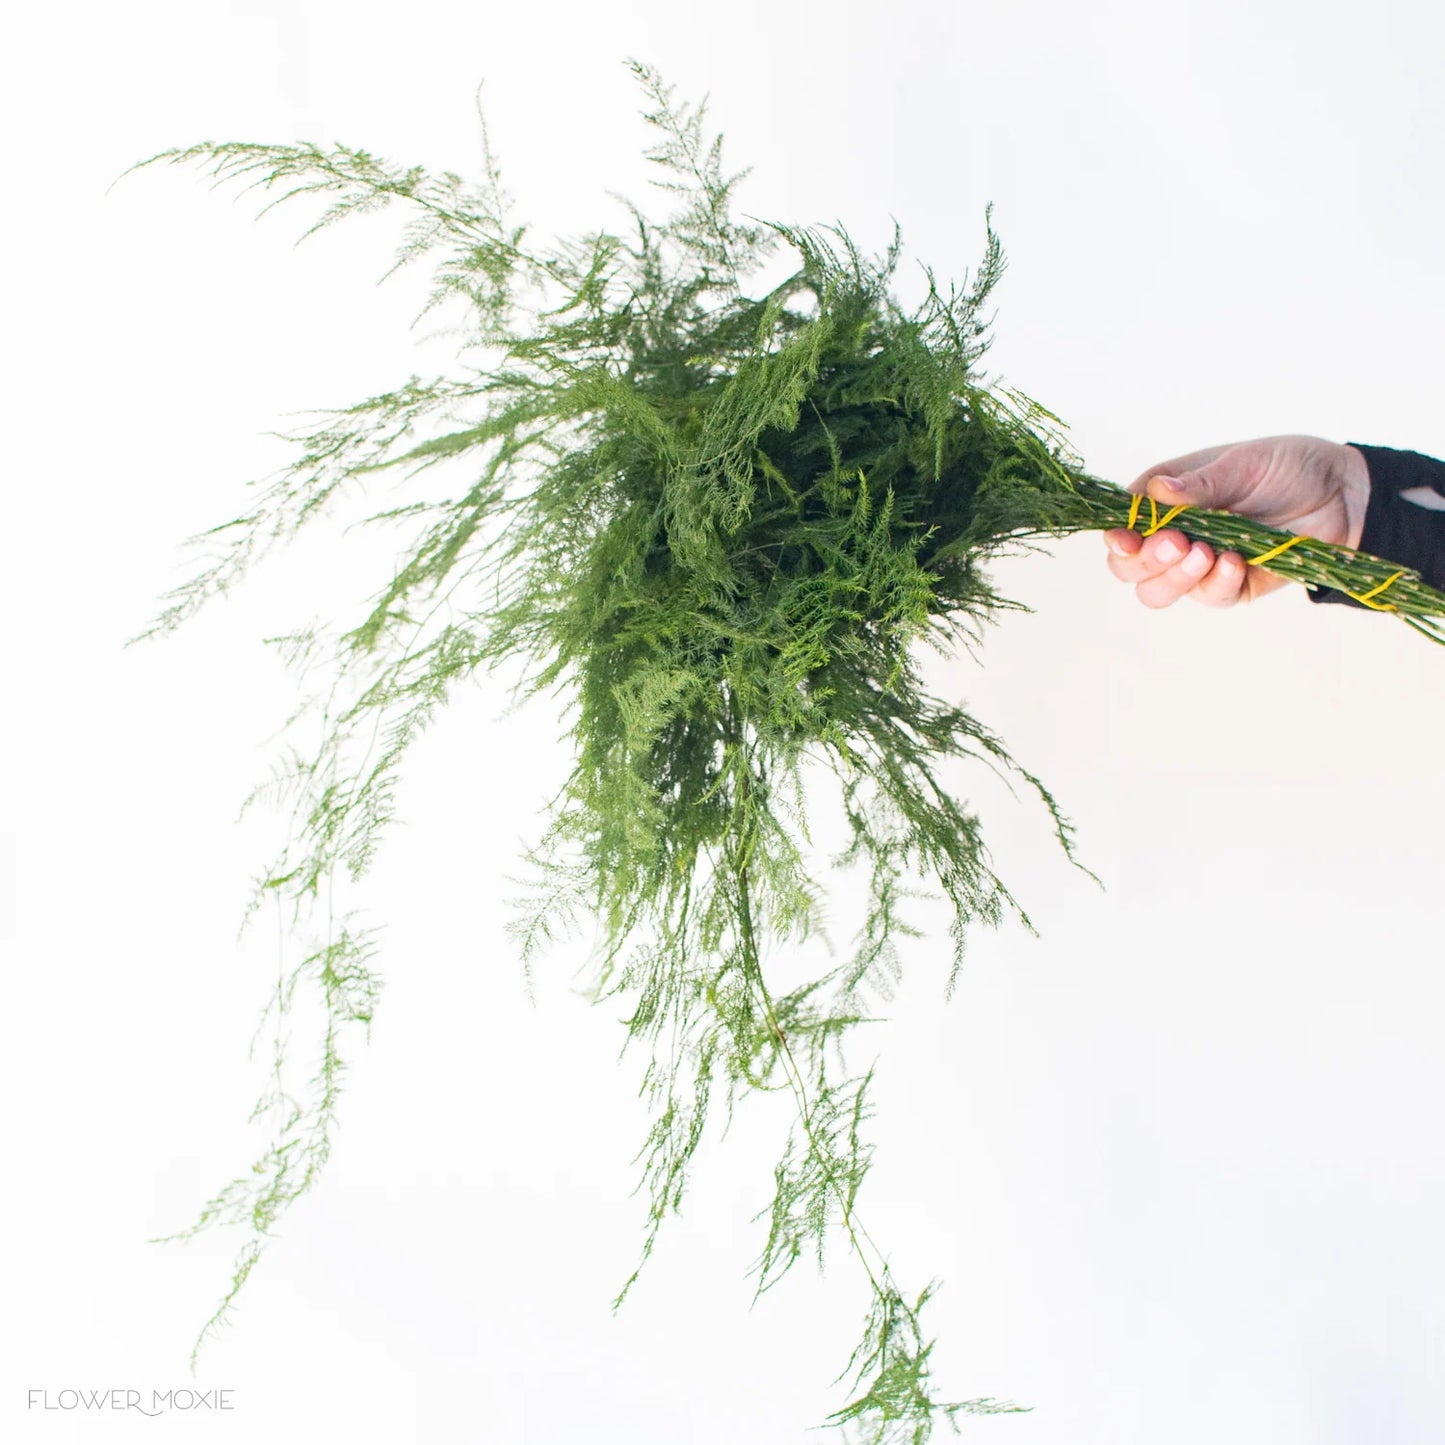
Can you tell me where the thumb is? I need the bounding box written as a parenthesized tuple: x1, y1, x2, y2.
(1143, 470, 1213, 510)
(1148, 445, 1271, 512)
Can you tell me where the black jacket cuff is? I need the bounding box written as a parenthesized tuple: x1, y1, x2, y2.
(1308, 443, 1445, 606)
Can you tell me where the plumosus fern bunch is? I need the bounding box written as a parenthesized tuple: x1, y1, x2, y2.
(133, 62, 1445, 1442)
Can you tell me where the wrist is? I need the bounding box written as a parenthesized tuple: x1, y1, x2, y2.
(1339, 443, 1370, 550)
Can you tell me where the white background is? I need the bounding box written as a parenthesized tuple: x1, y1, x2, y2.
(6, 1, 1445, 1441)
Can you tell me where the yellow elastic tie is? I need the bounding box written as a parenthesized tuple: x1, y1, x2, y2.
(1246, 533, 1309, 567)
(1143, 502, 1189, 536)
(1343, 568, 1406, 612)
(1126, 492, 1190, 536)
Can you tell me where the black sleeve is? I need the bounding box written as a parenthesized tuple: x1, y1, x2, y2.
(1308, 443, 1445, 606)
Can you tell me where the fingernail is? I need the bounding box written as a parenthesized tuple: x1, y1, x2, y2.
(1181, 547, 1209, 577)
(1155, 539, 1182, 563)
(1106, 537, 1129, 556)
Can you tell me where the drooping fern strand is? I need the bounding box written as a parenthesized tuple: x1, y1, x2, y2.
(130, 60, 1445, 1443)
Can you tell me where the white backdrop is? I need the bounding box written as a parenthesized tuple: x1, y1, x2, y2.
(6, 1, 1445, 1441)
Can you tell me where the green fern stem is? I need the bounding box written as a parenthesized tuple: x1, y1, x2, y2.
(725, 717, 883, 1289)
(721, 701, 919, 1417)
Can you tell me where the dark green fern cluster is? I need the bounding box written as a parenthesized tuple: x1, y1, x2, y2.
(131, 58, 1445, 1443)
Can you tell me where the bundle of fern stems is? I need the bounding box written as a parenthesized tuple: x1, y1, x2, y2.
(134, 62, 1445, 1444)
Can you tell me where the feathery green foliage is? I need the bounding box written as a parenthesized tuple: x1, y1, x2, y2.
(132, 60, 1445, 1439)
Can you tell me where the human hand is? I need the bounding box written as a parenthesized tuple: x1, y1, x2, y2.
(1102, 435, 1370, 608)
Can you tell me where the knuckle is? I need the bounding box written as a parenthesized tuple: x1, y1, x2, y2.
(1147, 534, 1184, 566)
(1108, 553, 1146, 582)
(1195, 566, 1243, 606)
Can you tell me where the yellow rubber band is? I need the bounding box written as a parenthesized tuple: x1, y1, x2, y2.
(1343, 568, 1406, 611)
(1246, 533, 1309, 567)
(1125, 491, 1189, 536)
(1141, 502, 1189, 536)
